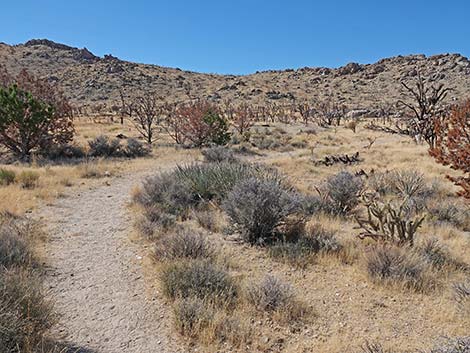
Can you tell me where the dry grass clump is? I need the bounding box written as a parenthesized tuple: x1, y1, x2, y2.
(16, 170, 40, 189)
(173, 297, 250, 347)
(453, 281, 470, 316)
(429, 337, 470, 353)
(0, 168, 16, 186)
(360, 337, 470, 353)
(154, 227, 215, 261)
(0, 213, 36, 268)
(193, 208, 220, 232)
(417, 238, 467, 271)
(365, 245, 436, 293)
(160, 260, 238, 304)
(427, 200, 470, 229)
(173, 296, 214, 338)
(0, 212, 54, 353)
(268, 223, 342, 267)
(77, 161, 110, 178)
(245, 275, 309, 322)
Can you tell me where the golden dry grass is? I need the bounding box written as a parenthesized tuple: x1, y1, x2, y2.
(0, 117, 200, 214)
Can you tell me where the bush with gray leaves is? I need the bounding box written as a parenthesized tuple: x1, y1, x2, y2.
(222, 177, 301, 244)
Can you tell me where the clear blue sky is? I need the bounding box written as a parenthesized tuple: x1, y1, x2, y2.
(1, 0, 469, 74)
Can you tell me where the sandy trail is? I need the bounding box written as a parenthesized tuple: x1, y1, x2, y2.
(38, 168, 183, 353)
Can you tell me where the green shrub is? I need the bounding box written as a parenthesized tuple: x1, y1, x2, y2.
(203, 110, 231, 146)
(160, 260, 237, 303)
(0, 169, 16, 186)
(42, 143, 86, 160)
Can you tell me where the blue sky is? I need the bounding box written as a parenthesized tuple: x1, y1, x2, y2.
(1, 0, 469, 74)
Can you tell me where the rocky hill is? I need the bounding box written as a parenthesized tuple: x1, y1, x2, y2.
(1, 39, 469, 111)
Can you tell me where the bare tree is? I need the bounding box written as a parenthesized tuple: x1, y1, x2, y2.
(124, 92, 161, 144)
(296, 101, 314, 125)
(315, 99, 346, 126)
(160, 101, 187, 145)
(398, 71, 451, 148)
(232, 103, 255, 135)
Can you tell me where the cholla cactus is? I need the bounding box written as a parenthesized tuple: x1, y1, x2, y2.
(355, 194, 425, 246)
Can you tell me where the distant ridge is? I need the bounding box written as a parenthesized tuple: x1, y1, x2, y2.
(1, 39, 469, 110)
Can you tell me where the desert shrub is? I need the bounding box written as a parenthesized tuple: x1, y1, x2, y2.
(299, 194, 324, 215)
(135, 209, 176, 240)
(427, 200, 469, 229)
(125, 138, 151, 158)
(154, 227, 214, 261)
(175, 162, 280, 202)
(160, 260, 237, 304)
(88, 135, 122, 157)
(201, 146, 237, 163)
(290, 139, 308, 149)
(319, 171, 364, 215)
(366, 245, 434, 292)
(78, 163, 107, 178)
(0, 223, 35, 269)
(367, 172, 394, 196)
(453, 281, 470, 316)
(173, 296, 213, 338)
(0, 70, 74, 161)
(193, 209, 218, 232)
(16, 171, 40, 189)
(429, 337, 470, 353)
(269, 225, 341, 267)
(368, 170, 434, 197)
(389, 170, 428, 198)
(246, 275, 307, 321)
(0, 269, 54, 353)
(222, 177, 301, 244)
(0, 213, 37, 269)
(212, 314, 250, 347)
(417, 238, 465, 271)
(0, 168, 15, 186)
(42, 143, 86, 160)
(135, 172, 196, 215)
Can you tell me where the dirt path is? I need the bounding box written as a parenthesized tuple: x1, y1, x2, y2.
(38, 168, 183, 353)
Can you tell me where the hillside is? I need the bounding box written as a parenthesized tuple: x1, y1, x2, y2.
(1, 39, 470, 111)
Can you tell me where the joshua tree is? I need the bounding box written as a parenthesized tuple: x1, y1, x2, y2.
(398, 71, 451, 148)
